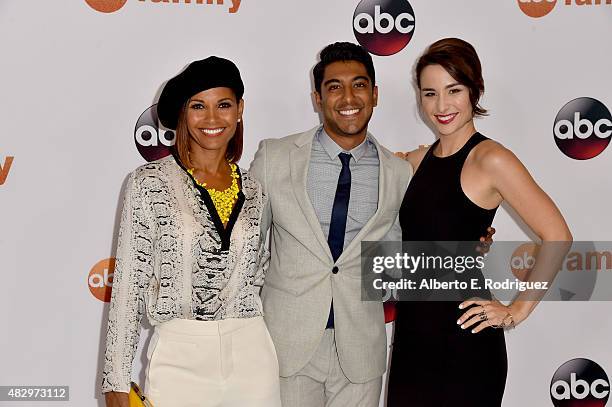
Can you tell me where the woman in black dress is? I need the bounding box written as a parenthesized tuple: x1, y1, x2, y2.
(386, 38, 572, 406)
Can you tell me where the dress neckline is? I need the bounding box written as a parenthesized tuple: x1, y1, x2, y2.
(430, 132, 482, 160)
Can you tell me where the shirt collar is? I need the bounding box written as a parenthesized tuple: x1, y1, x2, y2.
(317, 126, 371, 162)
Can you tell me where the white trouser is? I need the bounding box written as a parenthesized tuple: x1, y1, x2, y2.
(145, 316, 281, 407)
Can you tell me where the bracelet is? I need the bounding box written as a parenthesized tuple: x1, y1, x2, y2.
(502, 311, 516, 330)
(491, 311, 515, 330)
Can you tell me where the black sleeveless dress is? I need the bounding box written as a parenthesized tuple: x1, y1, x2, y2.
(386, 133, 508, 407)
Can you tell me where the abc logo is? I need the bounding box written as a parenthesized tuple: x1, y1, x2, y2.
(551, 358, 610, 406)
(353, 0, 416, 56)
(518, 0, 557, 18)
(554, 97, 612, 160)
(88, 258, 115, 302)
(85, 0, 127, 13)
(510, 243, 539, 281)
(135, 104, 175, 162)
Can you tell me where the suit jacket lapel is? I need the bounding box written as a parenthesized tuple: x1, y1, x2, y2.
(290, 127, 334, 263)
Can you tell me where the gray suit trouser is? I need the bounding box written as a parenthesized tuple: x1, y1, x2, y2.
(279, 329, 382, 407)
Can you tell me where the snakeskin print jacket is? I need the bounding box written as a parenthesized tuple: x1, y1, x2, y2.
(101, 155, 269, 393)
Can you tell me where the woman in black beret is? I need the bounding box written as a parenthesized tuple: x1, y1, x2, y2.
(102, 56, 281, 407)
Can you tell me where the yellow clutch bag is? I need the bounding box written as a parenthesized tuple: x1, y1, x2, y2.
(129, 382, 154, 407)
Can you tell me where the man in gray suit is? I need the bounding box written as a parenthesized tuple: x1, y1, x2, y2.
(250, 42, 412, 407)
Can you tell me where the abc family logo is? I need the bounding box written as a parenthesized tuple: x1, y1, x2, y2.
(135, 104, 175, 162)
(510, 243, 612, 276)
(554, 97, 612, 160)
(85, 0, 242, 14)
(550, 358, 609, 406)
(88, 258, 115, 302)
(0, 156, 14, 186)
(353, 0, 416, 56)
(518, 0, 612, 18)
(509, 242, 604, 300)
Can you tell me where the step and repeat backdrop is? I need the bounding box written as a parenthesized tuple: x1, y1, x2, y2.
(1, 0, 611, 406)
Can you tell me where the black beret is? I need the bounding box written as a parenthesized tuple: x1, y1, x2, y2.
(157, 56, 244, 130)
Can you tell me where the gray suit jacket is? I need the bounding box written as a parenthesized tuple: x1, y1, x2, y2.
(250, 126, 412, 383)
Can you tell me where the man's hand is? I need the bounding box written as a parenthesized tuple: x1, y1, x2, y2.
(394, 151, 409, 160)
(476, 226, 495, 254)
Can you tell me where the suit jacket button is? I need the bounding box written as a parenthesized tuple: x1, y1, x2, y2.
(332, 266, 339, 274)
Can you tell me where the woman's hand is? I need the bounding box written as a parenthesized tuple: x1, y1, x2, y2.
(457, 298, 528, 333)
(105, 391, 129, 407)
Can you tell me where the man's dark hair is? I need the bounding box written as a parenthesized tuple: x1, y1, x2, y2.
(313, 42, 376, 94)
